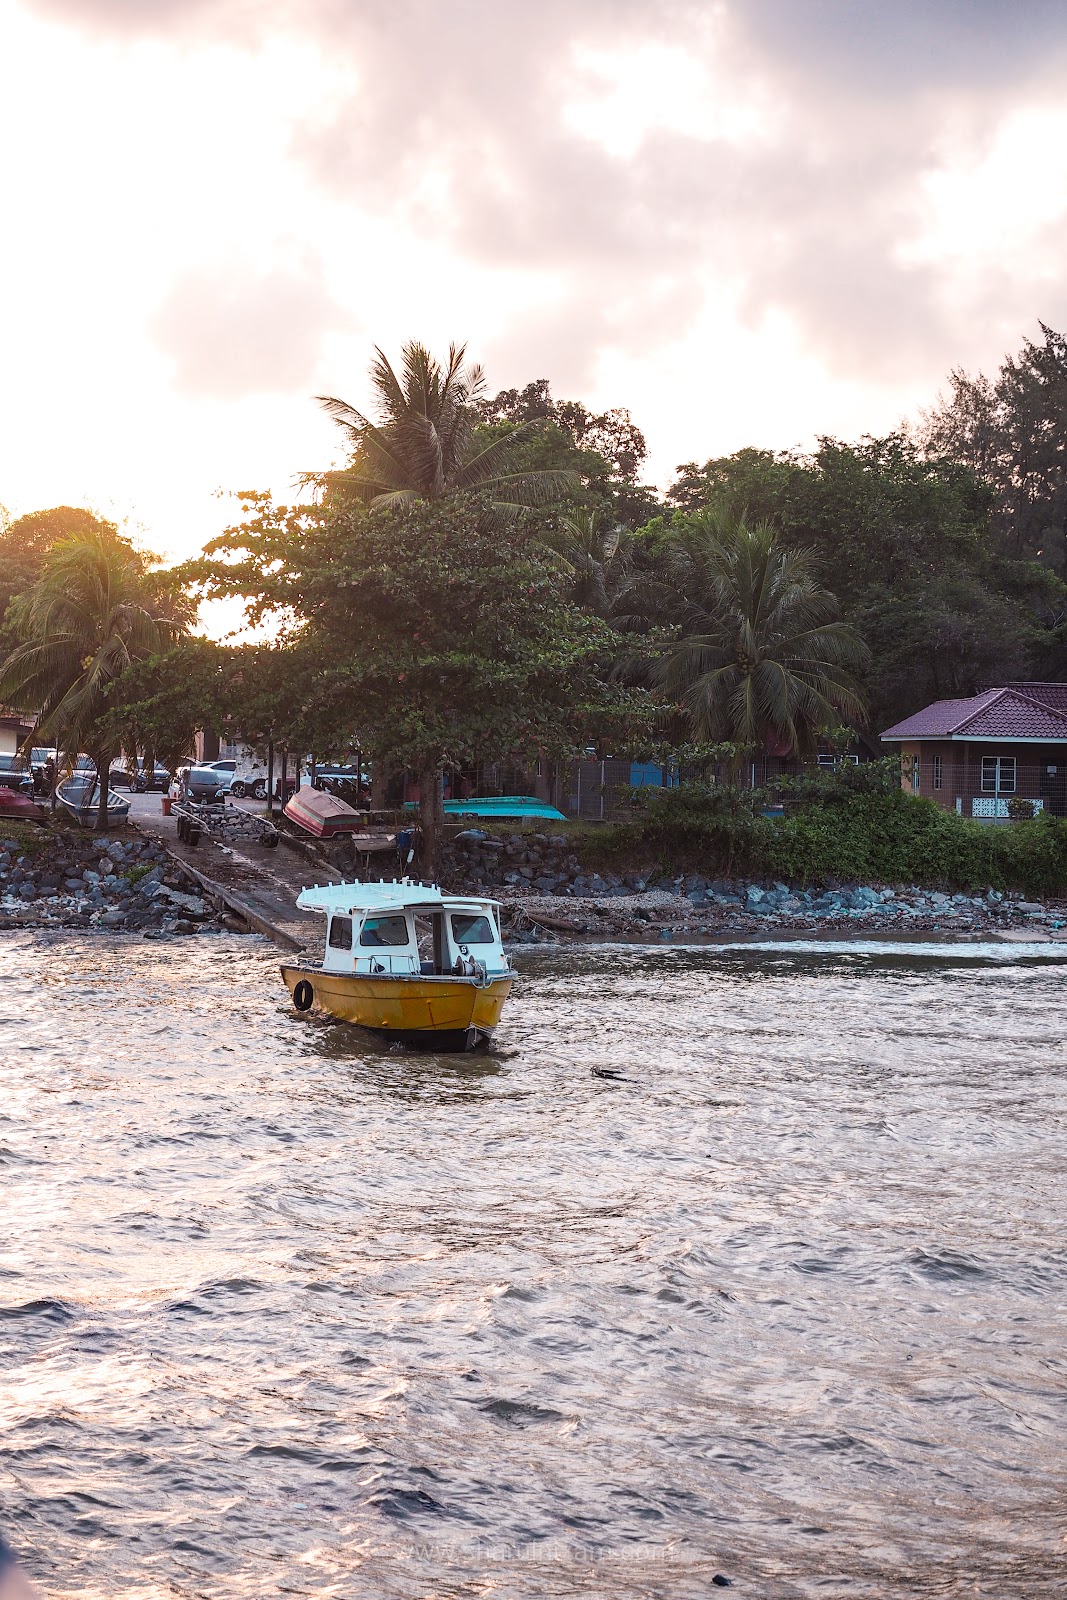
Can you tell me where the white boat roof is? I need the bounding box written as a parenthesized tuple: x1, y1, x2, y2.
(296, 878, 500, 916)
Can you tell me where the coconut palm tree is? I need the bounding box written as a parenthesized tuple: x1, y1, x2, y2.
(540, 508, 641, 622)
(0, 526, 194, 828)
(312, 340, 578, 514)
(653, 508, 869, 762)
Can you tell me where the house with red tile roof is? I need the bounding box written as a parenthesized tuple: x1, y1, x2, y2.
(880, 684, 1067, 819)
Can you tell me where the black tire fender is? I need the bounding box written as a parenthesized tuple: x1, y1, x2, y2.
(293, 979, 314, 1011)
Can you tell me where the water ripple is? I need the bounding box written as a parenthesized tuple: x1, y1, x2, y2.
(1, 932, 1065, 1597)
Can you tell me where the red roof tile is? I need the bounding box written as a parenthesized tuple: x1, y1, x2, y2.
(1012, 682, 1067, 712)
(881, 686, 1067, 742)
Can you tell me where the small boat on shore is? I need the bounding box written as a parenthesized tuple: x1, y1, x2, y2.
(444, 795, 567, 821)
(284, 786, 366, 839)
(280, 878, 514, 1051)
(0, 782, 47, 824)
(56, 774, 130, 829)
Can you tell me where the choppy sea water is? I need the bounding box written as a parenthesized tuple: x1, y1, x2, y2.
(1, 931, 1066, 1599)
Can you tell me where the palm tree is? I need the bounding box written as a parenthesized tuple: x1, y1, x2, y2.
(312, 340, 578, 515)
(0, 527, 193, 828)
(540, 509, 640, 621)
(652, 508, 869, 764)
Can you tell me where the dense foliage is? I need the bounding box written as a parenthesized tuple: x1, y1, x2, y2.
(656, 431, 1065, 730)
(3, 324, 1067, 860)
(192, 491, 651, 866)
(0, 519, 193, 825)
(647, 509, 869, 754)
(594, 775, 1067, 896)
(922, 323, 1067, 581)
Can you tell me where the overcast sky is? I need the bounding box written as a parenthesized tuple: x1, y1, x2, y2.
(2, 0, 1067, 561)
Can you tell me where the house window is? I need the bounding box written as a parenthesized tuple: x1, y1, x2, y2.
(933, 756, 943, 790)
(981, 756, 1016, 795)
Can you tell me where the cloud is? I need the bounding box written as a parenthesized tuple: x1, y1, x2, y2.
(23, 0, 263, 37)
(735, 0, 1067, 94)
(149, 262, 348, 398)
(261, 0, 1067, 392)
(16, 0, 1067, 423)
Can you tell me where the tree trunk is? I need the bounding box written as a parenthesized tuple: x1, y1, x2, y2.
(266, 740, 274, 817)
(94, 750, 111, 831)
(418, 759, 443, 883)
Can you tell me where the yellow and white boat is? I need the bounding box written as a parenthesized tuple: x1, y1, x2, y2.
(280, 878, 514, 1051)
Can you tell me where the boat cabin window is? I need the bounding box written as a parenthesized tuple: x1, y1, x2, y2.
(359, 914, 410, 947)
(328, 915, 353, 951)
(450, 912, 495, 945)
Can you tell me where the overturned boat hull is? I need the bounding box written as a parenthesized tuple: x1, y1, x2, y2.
(279, 963, 512, 1051)
(284, 787, 366, 838)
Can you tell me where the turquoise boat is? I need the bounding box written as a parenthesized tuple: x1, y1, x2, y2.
(445, 796, 567, 820)
(403, 795, 568, 821)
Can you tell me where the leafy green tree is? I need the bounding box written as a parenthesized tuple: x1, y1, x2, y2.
(476, 377, 661, 529)
(102, 636, 230, 782)
(922, 323, 1067, 573)
(194, 493, 650, 873)
(0, 524, 193, 827)
(650, 509, 869, 761)
(661, 435, 1057, 727)
(477, 378, 648, 480)
(311, 341, 577, 516)
(0, 506, 118, 655)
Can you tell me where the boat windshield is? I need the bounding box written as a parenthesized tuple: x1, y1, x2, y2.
(449, 912, 495, 945)
(359, 915, 409, 947)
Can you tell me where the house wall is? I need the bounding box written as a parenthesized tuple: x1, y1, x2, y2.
(900, 740, 1067, 817)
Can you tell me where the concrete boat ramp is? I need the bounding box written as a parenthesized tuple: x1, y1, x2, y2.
(128, 793, 326, 952)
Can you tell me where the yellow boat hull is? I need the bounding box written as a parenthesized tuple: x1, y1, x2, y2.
(280, 964, 513, 1051)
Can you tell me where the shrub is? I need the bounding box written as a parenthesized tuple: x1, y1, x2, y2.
(586, 782, 1067, 895)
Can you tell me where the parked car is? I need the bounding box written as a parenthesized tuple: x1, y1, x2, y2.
(108, 759, 172, 792)
(228, 762, 295, 801)
(312, 764, 367, 805)
(182, 765, 233, 802)
(228, 769, 268, 800)
(0, 755, 32, 794)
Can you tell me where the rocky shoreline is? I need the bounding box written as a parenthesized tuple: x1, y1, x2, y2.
(448, 830, 1067, 944)
(3, 819, 1065, 948)
(0, 826, 236, 936)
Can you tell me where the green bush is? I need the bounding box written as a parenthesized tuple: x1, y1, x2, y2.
(587, 783, 1067, 895)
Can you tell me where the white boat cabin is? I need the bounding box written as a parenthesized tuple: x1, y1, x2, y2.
(296, 879, 509, 978)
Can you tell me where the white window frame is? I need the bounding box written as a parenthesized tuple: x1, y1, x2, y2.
(933, 755, 943, 790)
(981, 756, 1016, 796)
